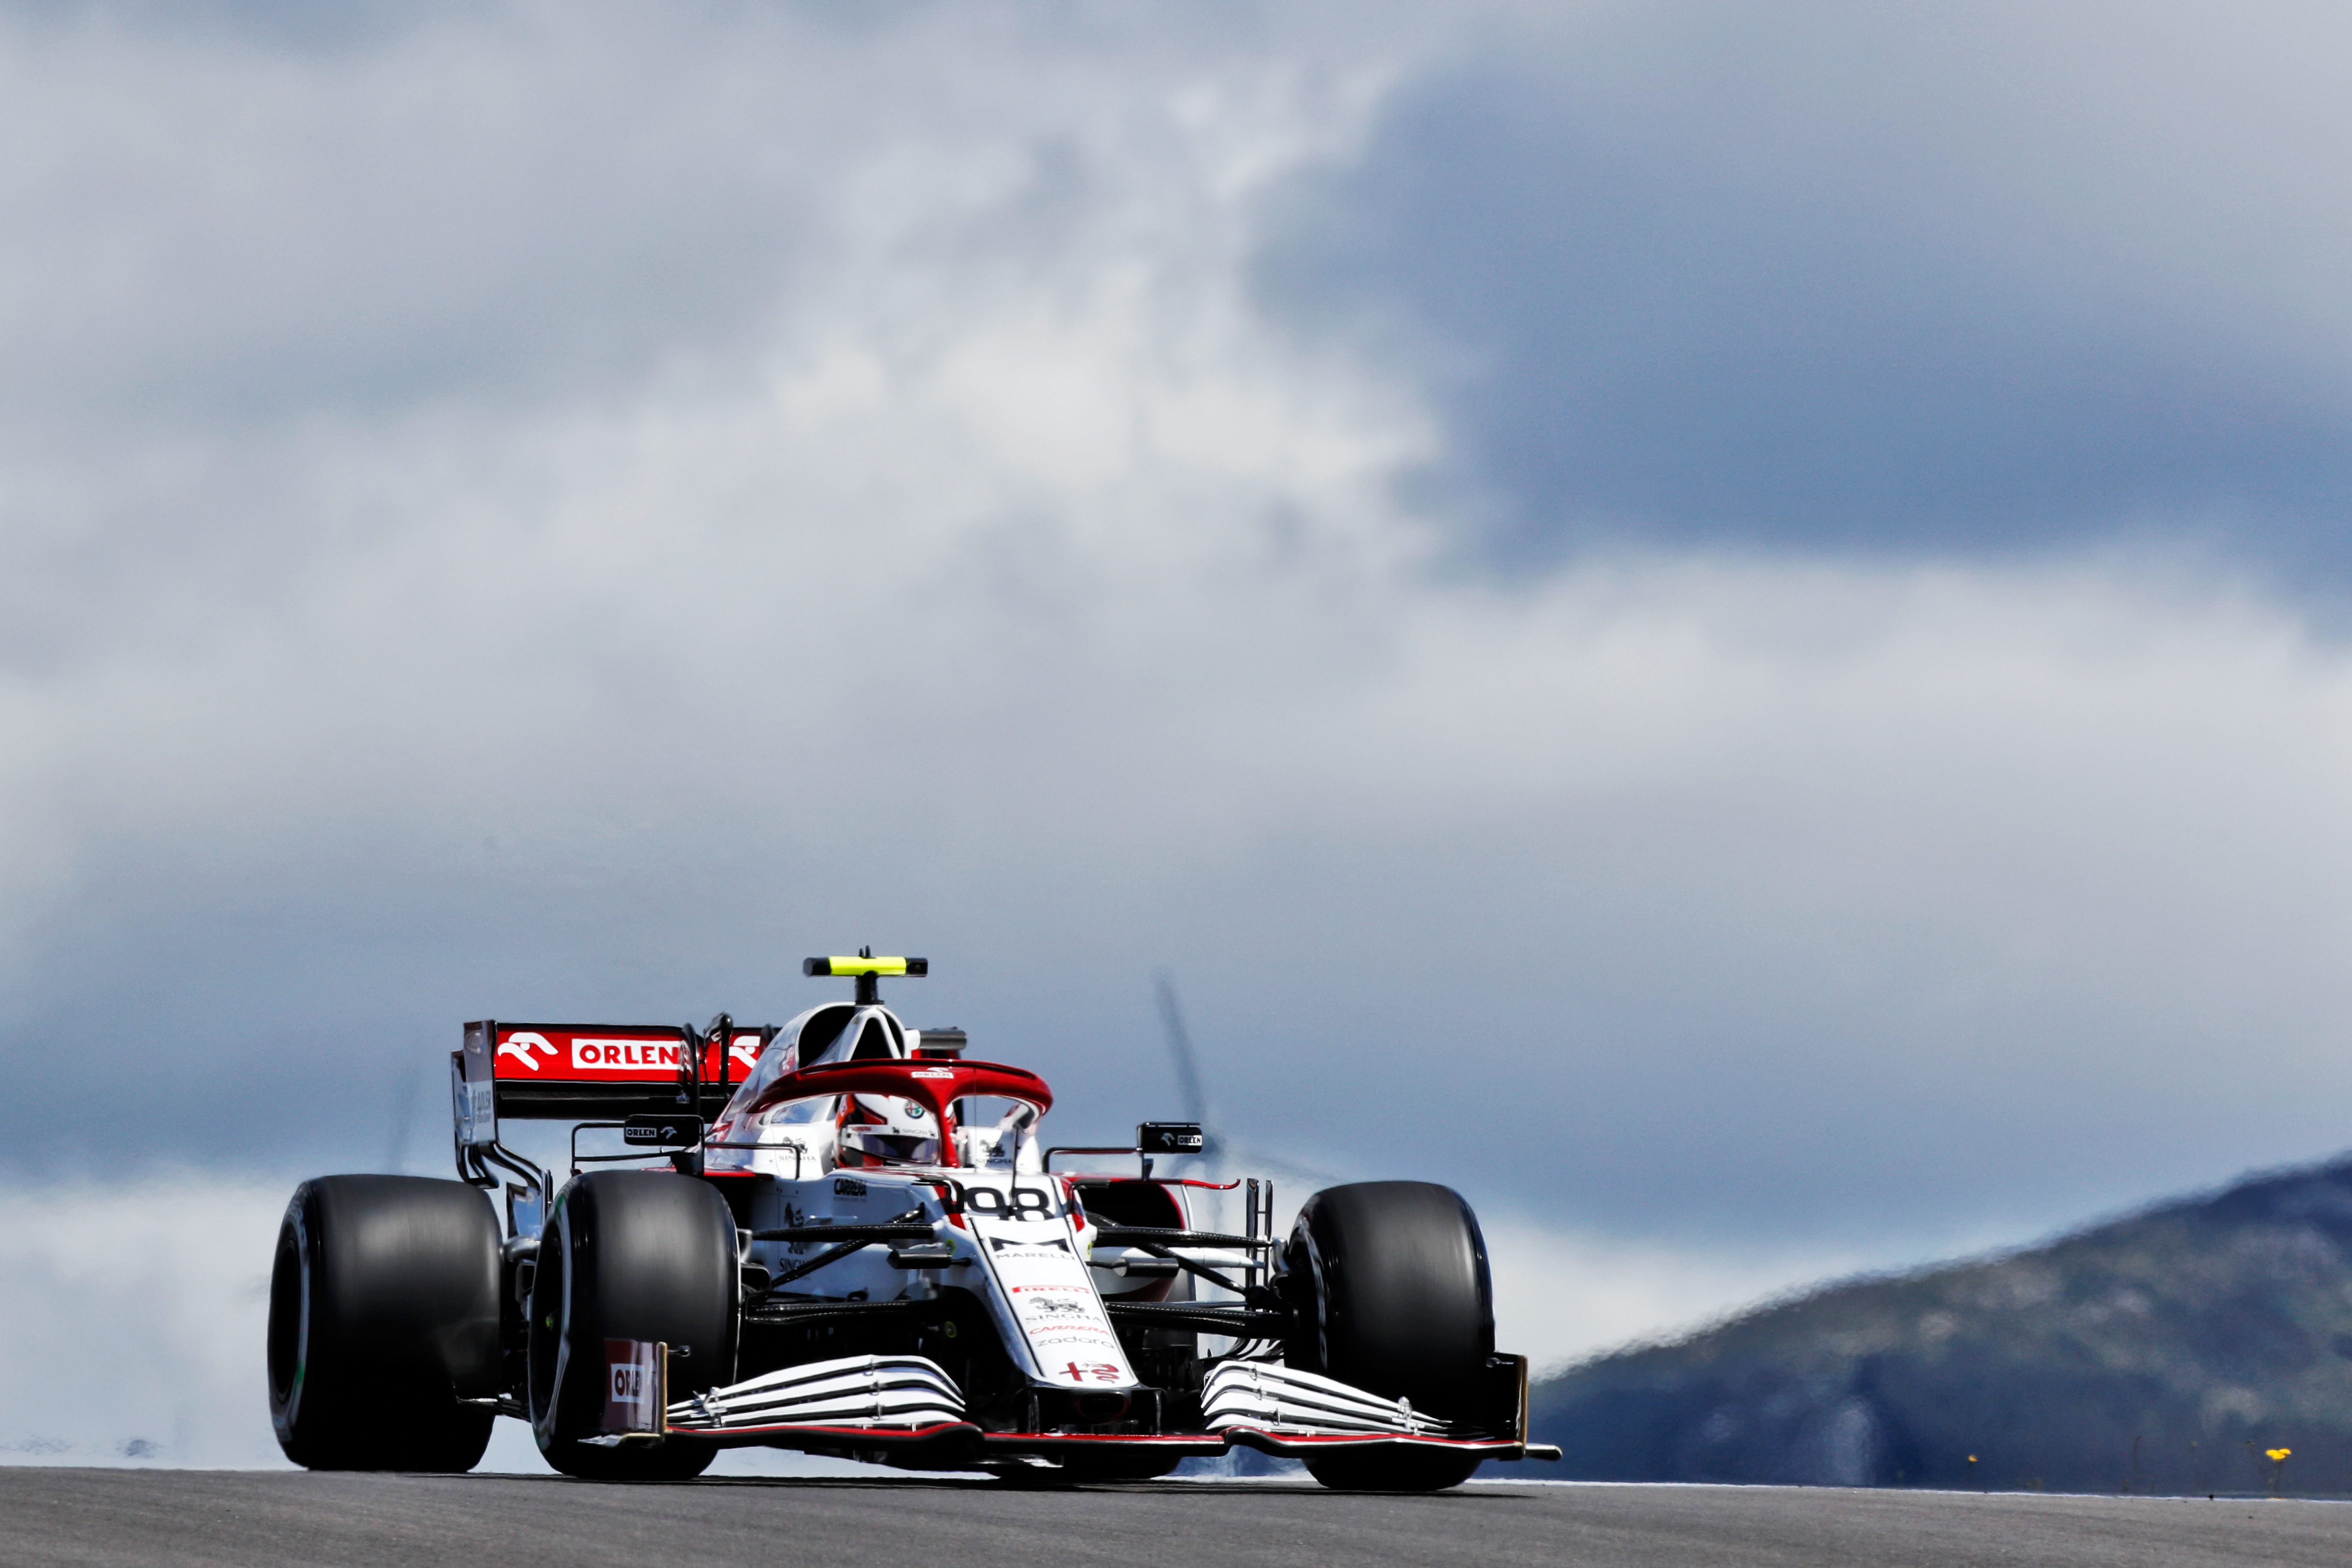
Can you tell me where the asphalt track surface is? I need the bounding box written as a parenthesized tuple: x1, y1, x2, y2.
(4, 1470, 2349, 1568)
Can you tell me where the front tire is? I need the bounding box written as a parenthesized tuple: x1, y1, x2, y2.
(266, 1176, 501, 1472)
(1283, 1181, 1493, 1492)
(527, 1171, 737, 1480)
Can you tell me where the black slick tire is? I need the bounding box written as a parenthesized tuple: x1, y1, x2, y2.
(527, 1171, 737, 1481)
(1283, 1180, 1494, 1492)
(266, 1175, 501, 1472)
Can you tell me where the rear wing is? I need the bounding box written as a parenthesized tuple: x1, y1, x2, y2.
(453, 1018, 776, 1146)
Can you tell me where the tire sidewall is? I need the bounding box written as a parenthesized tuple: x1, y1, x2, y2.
(530, 1183, 587, 1447)
(1286, 1214, 1333, 1377)
(266, 1187, 318, 1449)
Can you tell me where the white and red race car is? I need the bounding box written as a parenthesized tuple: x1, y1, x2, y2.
(267, 955, 1561, 1488)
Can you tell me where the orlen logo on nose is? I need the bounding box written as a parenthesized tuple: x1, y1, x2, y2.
(572, 1039, 683, 1073)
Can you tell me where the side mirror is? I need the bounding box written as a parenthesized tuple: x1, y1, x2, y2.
(1136, 1122, 1204, 1155)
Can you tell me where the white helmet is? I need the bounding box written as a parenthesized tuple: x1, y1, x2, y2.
(837, 1093, 941, 1168)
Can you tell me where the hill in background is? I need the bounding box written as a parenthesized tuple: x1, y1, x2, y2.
(1528, 1156, 2352, 1496)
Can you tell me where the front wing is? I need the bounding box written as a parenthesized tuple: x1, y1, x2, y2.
(612, 1344, 1562, 1468)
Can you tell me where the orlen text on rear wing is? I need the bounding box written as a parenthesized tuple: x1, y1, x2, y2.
(452, 1019, 775, 1148)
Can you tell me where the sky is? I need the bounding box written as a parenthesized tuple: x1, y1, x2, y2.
(7, 0, 2352, 1466)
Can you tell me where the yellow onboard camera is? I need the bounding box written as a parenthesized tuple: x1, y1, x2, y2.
(802, 955, 929, 977)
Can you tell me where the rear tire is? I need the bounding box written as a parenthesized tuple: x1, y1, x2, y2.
(1283, 1181, 1494, 1493)
(527, 1171, 737, 1480)
(266, 1176, 501, 1472)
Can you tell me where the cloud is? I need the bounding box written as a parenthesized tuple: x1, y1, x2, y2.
(0, 0, 1448, 1166)
(1482, 1218, 1863, 1377)
(0, 0, 2346, 1366)
(0, 1177, 286, 1467)
(1263, 1, 2352, 569)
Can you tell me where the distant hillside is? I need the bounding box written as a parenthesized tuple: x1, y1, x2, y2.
(1528, 1156, 2352, 1495)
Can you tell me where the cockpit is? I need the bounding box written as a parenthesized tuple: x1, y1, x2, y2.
(710, 1001, 1041, 1174)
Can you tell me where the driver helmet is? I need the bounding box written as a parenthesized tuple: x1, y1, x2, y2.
(836, 1093, 941, 1167)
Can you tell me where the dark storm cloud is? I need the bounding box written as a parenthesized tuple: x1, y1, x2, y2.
(1260, 18, 2352, 573)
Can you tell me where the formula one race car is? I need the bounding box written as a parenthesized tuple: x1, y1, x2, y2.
(267, 955, 1561, 1488)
